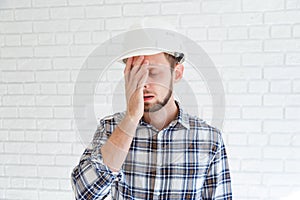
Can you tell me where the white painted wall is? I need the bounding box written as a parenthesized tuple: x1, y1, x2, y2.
(1, 0, 300, 199)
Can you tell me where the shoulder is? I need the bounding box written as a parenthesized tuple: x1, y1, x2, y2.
(186, 113, 223, 145)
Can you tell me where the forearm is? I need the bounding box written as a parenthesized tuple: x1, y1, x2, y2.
(101, 115, 139, 172)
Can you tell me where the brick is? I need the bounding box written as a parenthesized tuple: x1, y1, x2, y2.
(241, 160, 283, 172)
(21, 155, 55, 165)
(231, 172, 262, 184)
(0, 154, 20, 164)
(54, 107, 73, 118)
(21, 34, 39, 46)
(50, 7, 85, 19)
(194, 41, 222, 53)
(41, 131, 58, 142)
(228, 27, 248, 40)
(201, 0, 241, 13)
(53, 58, 82, 69)
(23, 83, 40, 94)
(86, 5, 122, 18)
(264, 39, 300, 52)
(55, 155, 79, 166)
(226, 81, 247, 93)
(38, 191, 72, 200)
(68, 0, 104, 5)
(243, 53, 284, 66)
(37, 119, 72, 130)
(15, 8, 50, 21)
(223, 40, 262, 52)
(36, 95, 71, 106)
(264, 67, 300, 79)
(263, 121, 300, 133)
(181, 15, 220, 27)
(209, 54, 240, 66)
(271, 25, 292, 38)
(0, 22, 32, 33)
(0, 107, 18, 118)
(251, 141, 270, 157)
(5, 35, 21, 46)
(270, 133, 292, 146)
(248, 80, 269, 93)
(187, 28, 207, 41)
(285, 107, 300, 119)
(7, 84, 23, 94)
(33, 0, 67, 7)
(161, 2, 201, 14)
(207, 27, 227, 40)
(242, 0, 284, 11)
(223, 120, 262, 132)
(9, 131, 25, 141)
(41, 83, 57, 94)
(3, 95, 35, 106)
(293, 25, 300, 37)
(92, 31, 110, 44)
(226, 146, 261, 160)
(57, 83, 74, 94)
(221, 67, 262, 80)
(221, 13, 263, 26)
(5, 142, 36, 154)
(293, 80, 300, 92)
(286, 0, 300, 9)
(19, 107, 53, 118)
(286, 161, 300, 172)
(270, 81, 292, 93)
(17, 58, 52, 71)
(74, 32, 92, 44)
(38, 166, 70, 178)
(263, 94, 286, 106)
(55, 32, 73, 44)
(0, 0, 31, 9)
(123, 4, 160, 16)
(6, 189, 38, 199)
(3, 119, 36, 129)
(228, 133, 247, 145)
(286, 95, 300, 106)
(70, 19, 104, 31)
(70, 45, 95, 56)
(242, 107, 283, 119)
(249, 26, 269, 39)
(38, 33, 55, 45)
(2, 47, 34, 58)
(263, 173, 300, 185)
(33, 20, 68, 33)
(37, 143, 72, 154)
(34, 45, 70, 57)
(59, 131, 78, 142)
(0, 59, 17, 70)
(36, 71, 70, 82)
(265, 11, 300, 24)
(286, 53, 300, 65)
(0, 10, 14, 21)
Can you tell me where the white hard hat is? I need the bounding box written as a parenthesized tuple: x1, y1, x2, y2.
(118, 18, 186, 64)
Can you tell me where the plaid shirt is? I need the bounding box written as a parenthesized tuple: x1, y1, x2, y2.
(71, 102, 232, 199)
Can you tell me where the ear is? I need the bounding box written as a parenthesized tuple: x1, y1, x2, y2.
(174, 64, 184, 83)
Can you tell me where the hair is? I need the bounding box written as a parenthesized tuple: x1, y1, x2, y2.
(163, 53, 177, 68)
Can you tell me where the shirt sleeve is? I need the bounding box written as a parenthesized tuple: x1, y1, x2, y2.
(71, 120, 122, 200)
(201, 133, 232, 200)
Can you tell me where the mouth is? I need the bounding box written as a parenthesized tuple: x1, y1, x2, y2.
(143, 94, 154, 102)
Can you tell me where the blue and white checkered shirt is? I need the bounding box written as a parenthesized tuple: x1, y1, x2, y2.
(71, 102, 232, 199)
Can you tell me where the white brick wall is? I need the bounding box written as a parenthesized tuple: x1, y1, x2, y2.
(0, 0, 300, 199)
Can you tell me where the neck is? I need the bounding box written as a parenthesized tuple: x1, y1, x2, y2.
(143, 98, 178, 131)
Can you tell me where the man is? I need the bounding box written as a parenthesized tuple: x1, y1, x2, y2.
(71, 49, 232, 199)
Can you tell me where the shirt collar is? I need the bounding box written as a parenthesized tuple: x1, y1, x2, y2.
(139, 100, 190, 130)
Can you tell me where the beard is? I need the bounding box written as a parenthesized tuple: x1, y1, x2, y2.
(144, 81, 173, 113)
